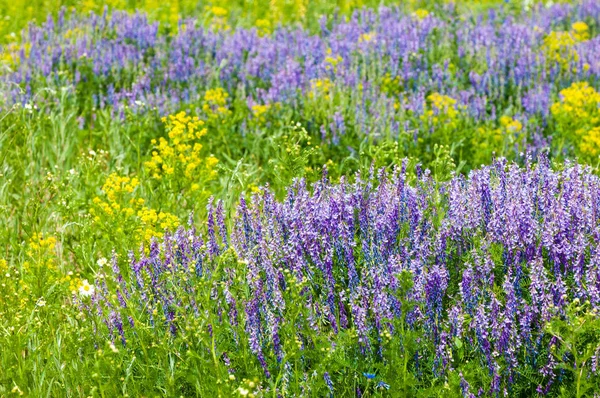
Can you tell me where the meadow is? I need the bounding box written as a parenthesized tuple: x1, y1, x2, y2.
(1, 0, 600, 396)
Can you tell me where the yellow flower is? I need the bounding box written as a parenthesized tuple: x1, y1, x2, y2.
(256, 19, 272, 36)
(359, 32, 376, 43)
(210, 6, 228, 18)
(29, 233, 57, 251)
(309, 78, 334, 100)
(380, 73, 402, 96)
(250, 104, 272, 125)
(424, 93, 460, 125)
(551, 82, 600, 127)
(413, 9, 430, 20)
(543, 23, 589, 71)
(101, 173, 139, 202)
(251, 104, 270, 118)
(571, 21, 590, 42)
(324, 49, 343, 72)
(203, 88, 230, 118)
(499, 116, 523, 133)
(580, 127, 600, 157)
(551, 81, 600, 159)
(136, 207, 180, 241)
(204, 88, 228, 105)
(145, 111, 217, 184)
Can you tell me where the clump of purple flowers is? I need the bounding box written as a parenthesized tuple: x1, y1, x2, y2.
(85, 156, 600, 394)
(3, 1, 600, 147)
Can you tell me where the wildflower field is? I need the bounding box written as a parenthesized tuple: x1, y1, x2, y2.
(3, 0, 600, 396)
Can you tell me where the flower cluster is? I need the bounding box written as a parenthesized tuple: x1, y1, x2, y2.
(85, 157, 600, 395)
(145, 111, 217, 185)
(308, 78, 334, 101)
(2, 3, 599, 166)
(471, 115, 526, 161)
(202, 88, 231, 119)
(551, 82, 600, 159)
(27, 233, 57, 253)
(423, 92, 461, 127)
(542, 22, 590, 70)
(91, 173, 140, 219)
(249, 103, 276, 126)
(91, 173, 180, 242)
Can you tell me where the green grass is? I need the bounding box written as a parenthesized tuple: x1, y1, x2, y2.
(0, 0, 542, 43)
(0, 0, 596, 396)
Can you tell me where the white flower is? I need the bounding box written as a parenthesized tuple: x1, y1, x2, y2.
(97, 257, 108, 268)
(108, 342, 119, 353)
(79, 280, 95, 297)
(36, 298, 46, 307)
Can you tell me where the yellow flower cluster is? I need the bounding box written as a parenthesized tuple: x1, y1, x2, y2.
(26, 234, 58, 273)
(551, 82, 600, 125)
(203, 88, 231, 118)
(66, 273, 83, 295)
(209, 5, 227, 17)
(428, 93, 458, 115)
(551, 82, 600, 158)
(471, 116, 523, 155)
(324, 49, 343, 72)
(309, 78, 334, 100)
(145, 111, 218, 186)
(0, 42, 30, 68)
(21, 234, 66, 297)
(92, 174, 137, 217)
(359, 32, 376, 43)
(580, 127, 600, 157)
(571, 21, 590, 41)
(255, 19, 272, 36)
(7, 236, 81, 308)
(206, 6, 230, 31)
(91, 173, 140, 217)
(499, 115, 523, 133)
(28, 233, 57, 252)
(137, 208, 180, 241)
(424, 93, 461, 127)
(91, 111, 219, 243)
(413, 9, 430, 20)
(264, 0, 308, 25)
(80, 0, 125, 14)
(91, 173, 180, 242)
(380, 73, 402, 96)
(64, 28, 85, 40)
(204, 87, 228, 105)
(102, 173, 139, 202)
(543, 21, 590, 71)
(251, 104, 272, 125)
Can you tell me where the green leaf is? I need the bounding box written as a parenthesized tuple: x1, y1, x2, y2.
(454, 337, 463, 349)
